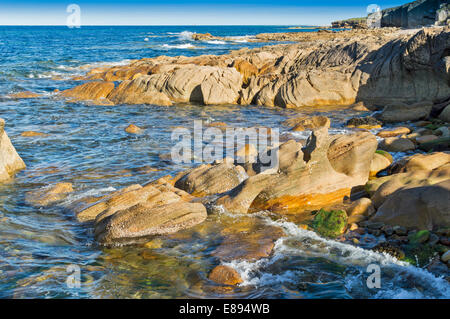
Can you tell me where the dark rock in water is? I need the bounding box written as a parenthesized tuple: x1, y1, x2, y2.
(346, 116, 382, 128)
(372, 242, 405, 260)
(381, 0, 447, 28)
(418, 137, 450, 152)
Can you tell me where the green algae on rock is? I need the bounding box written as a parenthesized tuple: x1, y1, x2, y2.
(311, 209, 348, 238)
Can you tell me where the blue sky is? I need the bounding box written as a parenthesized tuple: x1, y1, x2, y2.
(0, 1, 406, 25)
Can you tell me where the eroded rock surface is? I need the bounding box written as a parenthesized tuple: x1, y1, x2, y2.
(0, 118, 26, 182)
(60, 27, 450, 109)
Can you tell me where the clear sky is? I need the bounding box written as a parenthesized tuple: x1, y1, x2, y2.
(0, 1, 407, 25)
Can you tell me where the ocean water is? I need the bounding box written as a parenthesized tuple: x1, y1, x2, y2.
(0, 26, 449, 299)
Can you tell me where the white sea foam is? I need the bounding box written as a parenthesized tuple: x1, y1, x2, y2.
(220, 214, 450, 298)
(206, 40, 227, 45)
(60, 186, 116, 207)
(178, 31, 194, 41)
(161, 43, 196, 49)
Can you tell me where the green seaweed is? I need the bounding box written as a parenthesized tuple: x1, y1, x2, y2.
(311, 209, 347, 238)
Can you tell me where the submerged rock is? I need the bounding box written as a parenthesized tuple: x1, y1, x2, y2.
(283, 115, 330, 131)
(25, 183, 73, 207)
(125, 124, 142, 134)
(208, 265, 243, 286)
(0, 118, 26, 182)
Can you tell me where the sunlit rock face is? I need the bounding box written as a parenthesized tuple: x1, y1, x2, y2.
(0, 118, 26, 182)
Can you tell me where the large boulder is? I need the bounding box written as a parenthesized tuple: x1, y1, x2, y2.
(439, 105, 450, 122)
(215, 127, 377, 214)
(371, 180, 450, 230)
(76, 184, 159, 222)
(377, 101, 432, 123)
(95, 200, 207, 245)
(26, 183, 73, 207)
(368, 163, 450, 208)
(175, 161, 247, 197)
(0, 119, 26, 182)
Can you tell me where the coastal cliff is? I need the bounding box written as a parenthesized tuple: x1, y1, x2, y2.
(381, 0, 448, 28)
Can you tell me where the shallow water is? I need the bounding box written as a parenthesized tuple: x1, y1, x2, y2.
(0, 26, 449, 299)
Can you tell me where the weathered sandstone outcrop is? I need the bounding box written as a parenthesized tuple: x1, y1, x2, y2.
(60, 27, 450, 109)
(0, 118, 26, 182)
(371, 179, 450, 230)
(213, 127, 377, 214)
(73, 178, 207, 245)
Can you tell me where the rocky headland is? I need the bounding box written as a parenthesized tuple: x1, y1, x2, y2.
(60, 27, 449, 110)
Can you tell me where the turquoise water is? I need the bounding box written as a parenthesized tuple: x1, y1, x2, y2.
(0, 26, 449, 299)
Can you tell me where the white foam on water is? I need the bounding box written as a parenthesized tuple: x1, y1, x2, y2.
(220, 214, 450, 298)
(60, 186, 116, 207)
(178, 31, 194, 41)
(161, 43, 196, 49)
(206, 40, 227, 45)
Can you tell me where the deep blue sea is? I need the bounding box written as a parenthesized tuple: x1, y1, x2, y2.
(0, 26, 449, 299)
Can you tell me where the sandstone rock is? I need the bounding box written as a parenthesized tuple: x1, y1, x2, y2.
(21, 131, 47, 137)
(370, 163, 450, 208)
(125, 124, 142, 134)
(370, 152, 392, 176)
(95, 200, 207, 245)
(389, 152, 450, 174)
(439, 105, 450, 123)
(347, 197, 375, 217)
(371, 180, 450, 230)
(61, 81, 115, 103)
(60, 28, 450, 109)
(107, 75, 172, 106)
(208, 265, 243, 286)
(0, 119, 26, 182)
(215, 127, 377, 214)
(352, 102, 370, 111)
(283, 116, 330, 131)
(235, 144, 258, 162)
(76, 184, 157, 222)
(377, 102, 432, 123)
(25, 183, 73, 207)
(376, 127, 410, 138)
(7, 91, 41, 99)
(379, 137, 415, 152)
(175, 162, 247, 197)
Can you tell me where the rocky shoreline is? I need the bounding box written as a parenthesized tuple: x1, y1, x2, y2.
(2, 25, 450, 287)
(58, 26, 449, 110)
